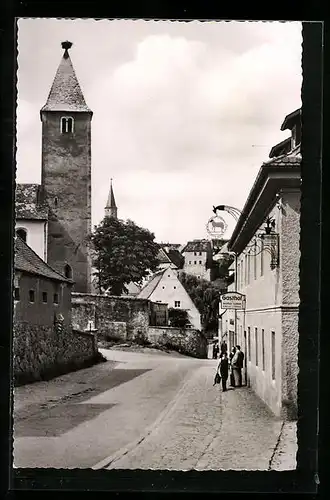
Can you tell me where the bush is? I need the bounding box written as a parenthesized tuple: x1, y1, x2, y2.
(168, 308, 190, 328)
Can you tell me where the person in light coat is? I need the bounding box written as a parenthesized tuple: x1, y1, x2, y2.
(231, 345, 244, 387)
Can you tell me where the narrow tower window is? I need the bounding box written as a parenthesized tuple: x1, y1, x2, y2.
(54, 197, 58, 208)
(64, 264, 73, 279)
(16, 228, 27, 242)
(61, 116, 74, 134)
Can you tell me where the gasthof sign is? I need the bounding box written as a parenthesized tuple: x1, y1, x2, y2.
(220, 292, 246, 310)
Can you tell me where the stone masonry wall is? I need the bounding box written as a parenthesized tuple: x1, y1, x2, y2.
(148, 327, 208, 359)
(72, 293, 151, 341)
(13, 321, 97, 385)
(41, 111, 92, 293)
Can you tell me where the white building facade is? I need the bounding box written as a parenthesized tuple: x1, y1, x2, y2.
(223, 109, 301, 420)
(138, 266, 202, 330)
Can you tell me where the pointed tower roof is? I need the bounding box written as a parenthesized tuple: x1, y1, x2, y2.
(41, 41, 92, 113)
(105, 179, 117, 209)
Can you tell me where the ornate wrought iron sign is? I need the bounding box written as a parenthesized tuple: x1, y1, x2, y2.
(206, 214, 228, 239)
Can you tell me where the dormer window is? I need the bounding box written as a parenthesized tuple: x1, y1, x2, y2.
(61, 116, 74, 134)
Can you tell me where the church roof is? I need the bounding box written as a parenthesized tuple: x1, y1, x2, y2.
(15, 236, 72, 283)
(15, 183, 49, 220)
(105, 180, 117, 209)
(41, 41, 91, 113)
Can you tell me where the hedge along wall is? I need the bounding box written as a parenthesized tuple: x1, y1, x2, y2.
(13, 321, 98, 386)
(147, 326, 208, 359)
(72, 293, 151, 341)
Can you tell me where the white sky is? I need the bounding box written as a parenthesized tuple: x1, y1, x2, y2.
(16, 19, 302, 244)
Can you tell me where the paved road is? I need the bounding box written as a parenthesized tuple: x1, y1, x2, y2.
(13, 347, 296, 470)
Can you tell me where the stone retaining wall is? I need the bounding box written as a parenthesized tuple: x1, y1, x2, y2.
(13, 321, 98, 385)
(148, 326, 208, 359)
(72, 293, 151, 341)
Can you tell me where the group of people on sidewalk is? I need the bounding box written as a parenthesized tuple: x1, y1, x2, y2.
(213, 344, 245, 392)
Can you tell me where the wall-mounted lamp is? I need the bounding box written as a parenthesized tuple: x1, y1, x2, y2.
(211, 204, 280, 269)
(257, 217, 279, 269)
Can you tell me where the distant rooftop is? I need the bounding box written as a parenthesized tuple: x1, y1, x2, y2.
(181, 239, 212, 253)
(137, 268, 166, 300)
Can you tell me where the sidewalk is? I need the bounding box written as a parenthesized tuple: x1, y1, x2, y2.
(102, 363, 297, 471)
(14, 352, 297, 471)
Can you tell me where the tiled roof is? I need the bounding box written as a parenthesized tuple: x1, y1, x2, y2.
(157, 248, 172, 265)
(41, 47, 91, 113)
(166, 248, 184, 269)
(15, 236, 72, 282)
(137, 268, 166, 299)
(263, 144, 301, 167)
(181, 239, 212, 253)
(15, 184, 49, 220)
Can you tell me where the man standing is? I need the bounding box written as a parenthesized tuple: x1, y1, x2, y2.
(220, 339, 228, 356)
(212, 342, 219, 359)
(231, 345, 244, 387)
(218, 352, 229, 392)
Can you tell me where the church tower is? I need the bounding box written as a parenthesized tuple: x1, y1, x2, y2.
(105, 179, 118, 219)
(40, 41, 92, 292)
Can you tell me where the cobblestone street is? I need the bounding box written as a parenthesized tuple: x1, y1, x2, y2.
(14, 348, 297, 470)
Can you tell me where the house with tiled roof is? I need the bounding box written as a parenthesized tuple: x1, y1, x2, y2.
(181, 239, 213, 281)
(15, 41, 92, 293)
(137, 265, 201, 330)
(13, 235, 101, 385)
(14, 235, 73, 326)
(222, 107, 301, 420)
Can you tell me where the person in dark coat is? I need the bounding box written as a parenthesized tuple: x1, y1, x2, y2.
(229, 346, 236, 386)
(212, 342, 219, 359)
(218, 352, 229, 391)
(220, 340, 228, 356)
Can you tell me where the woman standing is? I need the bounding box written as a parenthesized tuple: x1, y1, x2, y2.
(218, 353, 229, 392)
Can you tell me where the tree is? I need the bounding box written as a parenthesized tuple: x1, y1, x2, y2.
(178, 272, 225, 334)
(91, 217, 160, 296)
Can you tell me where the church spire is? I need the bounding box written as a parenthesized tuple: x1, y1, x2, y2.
(41, 41, 92, 113)
(105, 179, 118, 219)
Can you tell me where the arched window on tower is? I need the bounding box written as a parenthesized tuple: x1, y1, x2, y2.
(60, 116, 74, 134)
(16, 227, 27, 242)
(64, 264, 73, 279)
(54, 196, 58, 208)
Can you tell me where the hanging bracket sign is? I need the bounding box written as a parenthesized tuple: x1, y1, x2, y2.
(220, 291, 246, 310)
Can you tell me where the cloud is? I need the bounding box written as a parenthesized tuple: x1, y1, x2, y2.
(16, 20, 302, 242)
